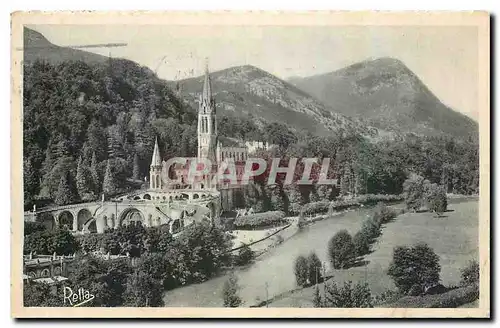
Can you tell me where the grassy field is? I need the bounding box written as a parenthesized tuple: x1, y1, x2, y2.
(162, 200, 478, 307)
(267, 199, 478, 307)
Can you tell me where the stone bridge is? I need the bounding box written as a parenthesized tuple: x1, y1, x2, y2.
(24, 189, 222, 235)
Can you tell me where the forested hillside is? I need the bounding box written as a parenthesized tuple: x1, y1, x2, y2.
(23, 59, 198, 209)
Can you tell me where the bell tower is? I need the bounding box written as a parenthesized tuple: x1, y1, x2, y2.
(149, 137, 162, 190)
(197, 60, 217, 163)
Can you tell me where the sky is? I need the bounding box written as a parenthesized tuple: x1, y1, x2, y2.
(30, 25, 479, 119)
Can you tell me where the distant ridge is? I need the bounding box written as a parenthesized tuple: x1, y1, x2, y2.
(288, 57, 478, 140)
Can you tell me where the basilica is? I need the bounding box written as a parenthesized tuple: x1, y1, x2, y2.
(148, 64, 268, 209)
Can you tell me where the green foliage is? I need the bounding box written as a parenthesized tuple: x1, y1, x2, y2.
(313, 285, 322, 307)
(460, 260, 479, 287)
(67, 255, 132, 307)
(307, 252, 323, 285)
(323, 280, 373, 308)
(353, 230, 371, 257)
(387, 243, 441, 295)
(23, 59, 196, 205)
(328, 230, 356, 269)
(233, 211, 286, 229)
(76, 156, 96, 201)
(24, 228, 79, 255)
(102, 159, 118, 197)
(24, 221, 46, 236)
(234, 243, 254, 266)
(23, 282, 64, 307)
(294, 255, 309, 287)
(425, 183, 448, 215)
(54, 170, 79, 205)
(123, 270, 164, 307)
(386, 285, 478, 308)
(403, 173, 430, 211)
(222, 273, 242, 307)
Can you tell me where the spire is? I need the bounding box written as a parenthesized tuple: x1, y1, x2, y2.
(151, 137, 161, 167)
(202, 58, 212, 105)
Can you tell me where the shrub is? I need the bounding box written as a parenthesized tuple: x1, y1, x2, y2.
(233, 211, 286, 229)
(387, 243, 441, 295)
(324, 280, 373, 308)
(403, 174, 430, 211)
(234, 244, 254, 266)
(24, 222, 46, 236)
(386, 285, 479, 308)
(328, 230, 356, 269)
(372, 203, 397, 225)
(425, 183, 448, 215)
(307, 252, 323, 285)
(460, 260, 480, 287)
(294, 255, 309, 287)
(353, 230, 371, 257)
(222, 273, 242, 307)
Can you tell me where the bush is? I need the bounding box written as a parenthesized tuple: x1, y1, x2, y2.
(24, 228, 79, 255)
(386, 285, 479, 308)
(323, 280, 373, 308)
(294, 255, 309, 287)
(233, 211, 286, 229)
(403, 174, 430, 211)
(222, 273, 242, 307)
(387, 243, 441, 295)
(425, 183, 448, 215)
(234, 244, 254, 266)
(353, 230, 371, 257)
(460, 260, 479, 287)
(307, 252, 323, 285)
(328, 230, 356, 269)
(24, 222, 46, 236)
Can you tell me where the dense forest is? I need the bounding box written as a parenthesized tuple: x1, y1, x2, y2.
(23, 59, 479, 211)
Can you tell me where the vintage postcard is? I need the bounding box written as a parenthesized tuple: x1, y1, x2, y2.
(11, 11, 490, 318)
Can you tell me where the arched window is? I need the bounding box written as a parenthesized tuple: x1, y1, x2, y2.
(156, 175, 160, 189)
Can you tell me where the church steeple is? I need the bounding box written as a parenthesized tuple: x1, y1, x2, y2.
(202, 60, 212, 107)
(197, 59, 217, 163)
(149, 137, 162, 190)
(151, 137, 161, 167)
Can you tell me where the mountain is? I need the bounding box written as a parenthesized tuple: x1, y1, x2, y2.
(172, 65, 381, 138)
(23, 27, 111, 64)
(288, 57, 478, 140)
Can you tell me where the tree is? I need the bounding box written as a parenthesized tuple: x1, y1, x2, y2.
(54, 169, 79, 205)
(132, 153, 140, 180)
(323, 280, 373, 308)
(425, 183, 448, 216)
(353, 230, 371, 257)
(328, 230, 356, 269)
(387, 243, 441, 295)
(222, 272, 242, 307)
(403, 173, 430, 211)
(294, 255, 309, 287)
(90, 152, 101, 194)
(460, 260, 479, 287)
(23, 282, 63, 307)
(123, 270, 164, 307)
(47, 228, 80, 255)
(102, 159, 118, 196)
(307, 252, 323, 285)
(76, 156, 96, 201)
(313, 284, 322, 307)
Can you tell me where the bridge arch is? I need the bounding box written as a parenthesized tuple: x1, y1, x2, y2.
(37, 212, 56, 231)
(58, 211, 74, 230)
(143, 194, 151, 200)
(77, 209, 92, 231)
(119, 207, 145, 227)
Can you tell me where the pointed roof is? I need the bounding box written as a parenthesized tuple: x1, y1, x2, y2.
(202, 59, 212, 105)
(151, 137, 162, 167)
